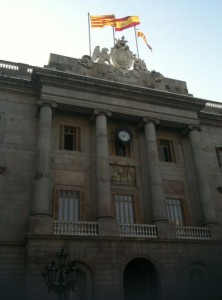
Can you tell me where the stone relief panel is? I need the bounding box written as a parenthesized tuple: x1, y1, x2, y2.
(110, 165, 136, 186)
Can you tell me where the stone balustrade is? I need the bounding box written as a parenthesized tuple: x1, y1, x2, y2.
(0, 59, 33, 79)
(118, 224, 158, 238)
(53, 221, 98, 236)
(175, 226, 210, 239)
(53, 221, 211, 240)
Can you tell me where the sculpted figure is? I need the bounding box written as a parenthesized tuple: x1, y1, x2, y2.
(133, 55, 149, 72)
(150, 70, 164, 82)
(92, 46, 111, 64)
(79, 55, 93, 68)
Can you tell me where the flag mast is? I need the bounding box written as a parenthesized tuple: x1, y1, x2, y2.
(134, 26, 139, 58)
(88, 13, 92, 57)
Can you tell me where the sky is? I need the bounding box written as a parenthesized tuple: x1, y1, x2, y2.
(0, 0, 222, 102)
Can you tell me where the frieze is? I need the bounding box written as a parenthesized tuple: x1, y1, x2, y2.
(35, 70, 205, 112)
(110, 165, 136, 186)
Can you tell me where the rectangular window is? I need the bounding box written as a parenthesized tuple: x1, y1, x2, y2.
(114, 194, 134, 224)
(215, 147, 222, 167)
(158, 139, 175, 162)
(54, 189, 80, 222)
(166, 198, 185, 226)
(115, 140, 130, 157)
(60, 125, 80, 151)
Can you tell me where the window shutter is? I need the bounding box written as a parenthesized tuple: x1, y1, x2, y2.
(53, 189, 60, 220)
(76, 127, 80, 151)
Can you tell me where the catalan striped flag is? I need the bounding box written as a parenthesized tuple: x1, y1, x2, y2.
(115, 16, 140, 32)
(90, 14, 116, 28)
(137, 31, 152, 51)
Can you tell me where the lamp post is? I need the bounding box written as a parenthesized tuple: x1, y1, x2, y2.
(42, 248, 78, 300)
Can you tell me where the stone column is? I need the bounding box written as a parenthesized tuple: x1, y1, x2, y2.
(94, 110, 117, 236)
(143, 118, 168, 224)
(188, 125, 217, 226)
(30, 101, 57, 234)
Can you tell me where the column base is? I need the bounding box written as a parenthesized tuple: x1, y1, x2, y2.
(208, 224, 222, 240)
(156, 222, 177, 239)
(29, 215, 53, 235)
(97, 216, 118, 237)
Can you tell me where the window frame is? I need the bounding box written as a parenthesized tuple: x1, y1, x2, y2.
(110, 131, 131, 157)
(112, 193, 136, 224)
(54, 188, 85, 222)
(215, 146, 222, 167)
(60, 125, 81, 151)
(165, 197, 186, 226)
(157, 138, 176, 163)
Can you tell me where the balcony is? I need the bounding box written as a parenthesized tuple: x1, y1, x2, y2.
(118, 224, 157, 238)
(53, 221, 98, 236)
(175, 226, 210, 240)
(53, 222, 210, 240)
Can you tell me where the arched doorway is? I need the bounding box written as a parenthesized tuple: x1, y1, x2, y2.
(123, 258, 159, 300)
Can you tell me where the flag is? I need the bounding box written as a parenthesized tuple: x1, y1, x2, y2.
(137, 31, 152, 51)
(90, 14, 116, 28)
(115, 16, 140, 32)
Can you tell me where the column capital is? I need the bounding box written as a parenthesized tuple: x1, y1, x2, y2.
(37, 100, 57, 109)
(182, 124, 201, 136)
(139, 117, 159, 128)
(91, 109, 112, 120)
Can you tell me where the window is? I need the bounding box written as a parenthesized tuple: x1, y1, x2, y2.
(158, 139, 175, 162)
(60, 125, 80, 151)
(115, 139, 130, 157)
(114, 194, 134, 224)
(54, 189, 80, 222)
(215, 147, 222, 167)
(166, 198, 185, 226)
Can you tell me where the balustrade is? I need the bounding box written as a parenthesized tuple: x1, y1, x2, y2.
(53, 221, 98, 236)
(118, 224, 158, 238)
(175, 226, 210, 239)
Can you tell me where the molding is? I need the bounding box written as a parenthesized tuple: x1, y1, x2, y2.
(32, 67, 206, 113)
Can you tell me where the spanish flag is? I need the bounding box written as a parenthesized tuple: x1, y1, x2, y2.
(115, 16, 140, 32)
(90, 14, 116, 28)
(137, 31, 152, 51)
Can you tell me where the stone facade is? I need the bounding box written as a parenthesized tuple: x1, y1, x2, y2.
(0, 54, 222, 300)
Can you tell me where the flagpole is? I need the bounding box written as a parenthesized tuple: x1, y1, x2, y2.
(88, 12, 92, 57)
(112, 26, 115, 46)
(134, 26, 139, 58)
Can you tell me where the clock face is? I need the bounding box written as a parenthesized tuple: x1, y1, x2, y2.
(118, 130, 131, 142)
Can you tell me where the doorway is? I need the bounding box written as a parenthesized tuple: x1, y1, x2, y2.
(123, 258, 159, 300)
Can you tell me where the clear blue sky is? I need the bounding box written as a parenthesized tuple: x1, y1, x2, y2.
(1, 0, 222, 102)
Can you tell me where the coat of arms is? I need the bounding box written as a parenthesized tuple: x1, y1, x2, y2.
(110, 36, 133, 69)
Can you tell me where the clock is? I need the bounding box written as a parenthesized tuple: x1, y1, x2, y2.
(116, 129, 131, 143)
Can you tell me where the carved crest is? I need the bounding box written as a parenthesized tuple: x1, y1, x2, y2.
(110, 36, 133, 69)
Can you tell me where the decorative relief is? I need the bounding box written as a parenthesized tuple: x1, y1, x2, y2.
(110, 165, 136, 186)
(80, 36, 150, 78)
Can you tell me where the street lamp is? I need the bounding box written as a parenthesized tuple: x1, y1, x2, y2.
(42, 248, 78, 299)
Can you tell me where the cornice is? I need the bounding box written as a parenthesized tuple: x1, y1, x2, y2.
(198, 111, 222, 127)
(32, 67, 206, 113)
(0, 75, 34, 95)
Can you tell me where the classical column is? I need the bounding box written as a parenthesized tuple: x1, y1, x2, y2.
(30, 101, 56, 234)
(188, 125, 217, 225)
(143, 118, 168, 224)
(94, 110, 117, 236)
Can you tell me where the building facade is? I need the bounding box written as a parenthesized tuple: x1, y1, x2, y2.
(0, 42, 222, 300)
